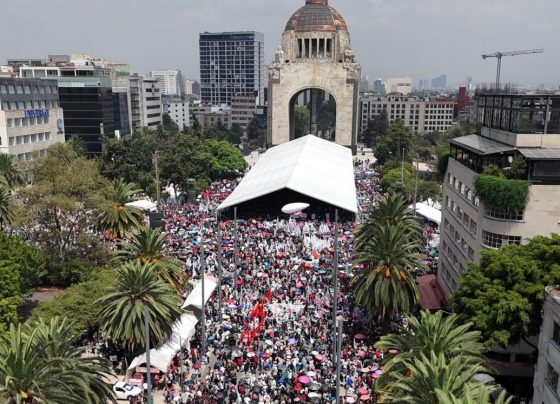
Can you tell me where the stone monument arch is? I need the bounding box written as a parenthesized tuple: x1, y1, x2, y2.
(267, 0, 360, 153)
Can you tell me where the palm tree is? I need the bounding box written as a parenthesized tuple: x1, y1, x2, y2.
(118, 226, 186, 294)
(354, 192, 423, 252)
(98, 178, 143, 239)
(375, 311, 490, 392)
(436, 386, 512, 404)
(97, 261, 183, 350)
(0, 318, 114, 404)
(352, 222, 422, 319)
(377, 351, 489, 403)
(0, 184, 14, 229)
(0, 154, 24, 189)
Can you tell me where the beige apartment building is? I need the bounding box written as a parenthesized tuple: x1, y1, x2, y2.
(438, 91, 560, 295)
(360, 93, 455, 135)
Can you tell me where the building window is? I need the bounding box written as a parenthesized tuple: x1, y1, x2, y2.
(44, 132, 50, 141)
(468, 247, 475, 260)
(485, 207, 524, 221)
(547, 363, 559, 393)
(7, 118, 13, 128)
(482, 231, 521, 249)
(553, 322, 560, 346)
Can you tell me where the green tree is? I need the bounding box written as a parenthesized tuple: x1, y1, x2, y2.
(0, 233, 46, 294)
(453, 234, 560, 347)
(352, 222, 421, 319)
(0, 318, 114, 403)
(246, 115, 266, 147)
(205, 139, 248, 179)
(294, 107, 310, 139)
(362, 110, 389, 148)
(98, 178, 143, 239)
(375, 311, 488, 390)
(28, 268, 117, 338)
(376, 351, 490, 403)
(18, 143, 112, 263)
(0, 154, 24, 189)
(162, 114, 180, 133)
(0, 185, 14, 230)
(374, 119, 414, 165)
(317, 97, 336, 136)
(0, 261, 22, 335)
(98, 261, 182, 350)
(118, 227, 186, 294)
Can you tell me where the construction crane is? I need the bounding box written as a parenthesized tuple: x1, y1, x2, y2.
(482, 48, 544, 89)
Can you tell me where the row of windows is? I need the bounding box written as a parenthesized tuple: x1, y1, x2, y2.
(481, 231, 521, 249)
(443, 219, 474, 262)
(547, 362, 559, 394)
(439, 261, 458, 290)
(7, 116, 50, 128)
(2, 100, 58, 111)
(485, 207, 524, 221)
(447, 174, 480, 208)
(0, 84, 58, 95)
(445, 196, 478, 236)
(9, 132, 51, 146)
(17, 149, 47, 161)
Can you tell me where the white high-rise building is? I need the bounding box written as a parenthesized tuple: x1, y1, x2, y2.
(151, 70, 183, 96)
(139, 76, 162, 129)
(163, 98, 190, 131)
(384, 77, 413, 95)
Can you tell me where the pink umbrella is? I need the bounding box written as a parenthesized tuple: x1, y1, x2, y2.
(298, 375, 311, 384)
(346, 397, 356, 403)
(354, 333, 366, 340)
(358, 388, 368, 395)
(314, 354, 324, 361)
(360, 395, 371, 401)
(360, 367, 371, 373)
(372, 374, 381, 379)
(388, 349, 399, 354)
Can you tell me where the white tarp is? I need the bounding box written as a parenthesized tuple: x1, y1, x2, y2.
(127, 275, 218, 375)
(181, 275, 218, 314)
(217, 135, 358, 214)
(126, 199, 157, 212)
(413, 202, 442, 225)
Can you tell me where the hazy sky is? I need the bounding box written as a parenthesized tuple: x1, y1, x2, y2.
(1, 0, 558, 88)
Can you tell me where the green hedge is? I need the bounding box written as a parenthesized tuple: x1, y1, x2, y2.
(474, 175, 529, 214)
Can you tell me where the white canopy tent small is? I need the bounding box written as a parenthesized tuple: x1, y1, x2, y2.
(413, 202, 442, 225)
(125, 199, 157, 212)
(126, 275, 218, 376)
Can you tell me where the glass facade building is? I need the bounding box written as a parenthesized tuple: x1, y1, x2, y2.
(199, 31, 265, 106)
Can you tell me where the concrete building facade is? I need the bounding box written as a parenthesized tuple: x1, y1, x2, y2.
(534, 286, 560, 404)
(360, 94, 456, 135)
(138, 76, 162, 129)
(151, 70, 183, 96)
(384, 77, 412, 95)
(267, 0, 361, 152)
(438, 91, 560, 295)
(0, 78, 65, 160)
(163, 98, 190, 131)
(199, 31, 265, 106)
(231, 94, 256, 130)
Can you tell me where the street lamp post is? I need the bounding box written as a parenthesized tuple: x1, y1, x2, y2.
(143, 306, 153, 404)
(216, 211, 223, 323)
(233, 206, 238, 297)
(332, 208, 339, 365)
(335, 318, 343, 403)
(200, 229, 206, 357)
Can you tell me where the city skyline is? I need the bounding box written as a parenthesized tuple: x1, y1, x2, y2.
(1, 0, 558, 88)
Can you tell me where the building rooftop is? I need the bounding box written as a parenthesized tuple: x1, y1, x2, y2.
(546, 286, 560, 304)
(450, 134, 516, 156)
(285, 0, 348, 33)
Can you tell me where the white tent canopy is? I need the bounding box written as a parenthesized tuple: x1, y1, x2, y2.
(126, 199, 157, 212)
(217, 135, 358, 214)
(127, 275, 218, 375)
(413, 202, 442, 225)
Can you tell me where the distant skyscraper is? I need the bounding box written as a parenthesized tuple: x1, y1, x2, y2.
(418, 79, 430, 90)
(199, 31, 265, 106)
(432, 74, 447, 89)
(373, 78, 385, 94)
(151, 70, 183, 96)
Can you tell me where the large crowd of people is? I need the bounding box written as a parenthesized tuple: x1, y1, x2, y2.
(126, 158, 439, 403)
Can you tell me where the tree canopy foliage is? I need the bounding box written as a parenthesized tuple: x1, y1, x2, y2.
(374, 119, 414, 166)
(453, 234, 560, 347)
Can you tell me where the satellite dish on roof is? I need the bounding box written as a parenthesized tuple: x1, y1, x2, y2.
(282, 203, 310, 214)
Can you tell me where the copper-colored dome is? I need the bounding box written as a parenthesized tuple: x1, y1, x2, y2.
(285, 0, 348, 33)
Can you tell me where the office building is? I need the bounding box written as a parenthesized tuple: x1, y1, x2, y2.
(16, 62, 115, 156)
(384, 77, 412, 95)
(191, 103, 231, 129)
(199, 31, 265, 106)
(533, 286, 560, 404)
(138, 76, 162, 129)
(438, 91, 560, 295)
(372, 79, 385, 95)
(432, 74, 447, 89)
(231, 94, 256, 129)
(418, 79, 431, 90)
(163, 97, 190, 131)
(360, 94, 455, 135)
(0, 78, 65, 161)
(151, 70, 183, 96)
